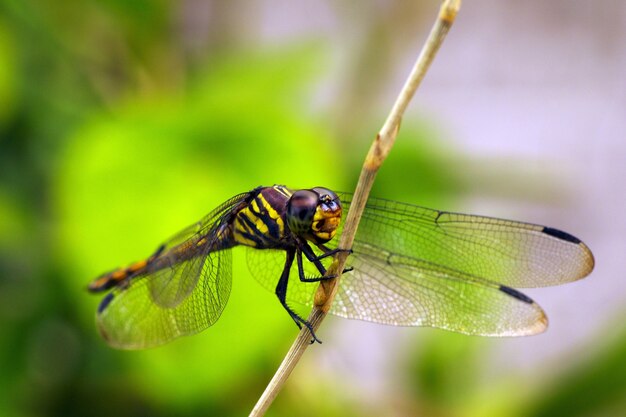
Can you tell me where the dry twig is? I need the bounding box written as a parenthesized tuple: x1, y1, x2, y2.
(250, 1, 461, 415)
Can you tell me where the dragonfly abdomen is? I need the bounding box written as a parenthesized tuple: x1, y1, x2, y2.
(87, 244, 165, 292)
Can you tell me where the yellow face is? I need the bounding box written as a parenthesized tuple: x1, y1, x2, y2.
(311, 197, 342, 242)
(286, 187, 342, 244)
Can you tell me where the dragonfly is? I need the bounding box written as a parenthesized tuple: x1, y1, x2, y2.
(88, 185, 594, 349)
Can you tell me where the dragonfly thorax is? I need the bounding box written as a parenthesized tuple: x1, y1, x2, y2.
(286, 188, 342, 244)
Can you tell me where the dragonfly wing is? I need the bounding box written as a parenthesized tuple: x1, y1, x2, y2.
(246, 246, 327, 307)
(247, 241, 547, 335)
(96, 249, 232, 349)
(338, 193, 594, 288)
(146, 222, 205, 308)
(94, 191, 255, 349)
(143, 191, 255, 307)
(330, 242, 547, 336)
(246, 192, 591, 336)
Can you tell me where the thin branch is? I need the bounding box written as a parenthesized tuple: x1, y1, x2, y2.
(249, 1, 461, 415)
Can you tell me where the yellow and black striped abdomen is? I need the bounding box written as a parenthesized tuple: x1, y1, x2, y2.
(87, 244, 165, 292)
(232, 188, 287, 248)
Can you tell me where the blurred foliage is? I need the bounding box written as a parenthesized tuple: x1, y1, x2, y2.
(521, 319, 626, 417)
(0, 1, 619, 417)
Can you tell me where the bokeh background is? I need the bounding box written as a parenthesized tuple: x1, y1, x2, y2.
(1, 1, 624, 416)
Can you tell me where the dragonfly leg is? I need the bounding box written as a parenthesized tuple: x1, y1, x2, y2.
(313, 245, 353, 261)
(276, 248, 322, 344)
(311, 244, 354, 274)
(296, 249, 334, 282)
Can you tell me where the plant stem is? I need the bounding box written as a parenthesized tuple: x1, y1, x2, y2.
(249, 1, 461, 415)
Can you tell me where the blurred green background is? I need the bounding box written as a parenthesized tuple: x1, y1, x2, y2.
(0, 1, 623, 416)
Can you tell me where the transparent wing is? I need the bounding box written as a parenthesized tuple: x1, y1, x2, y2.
(338, 193, 594, 288)
(247, 193, 594, 336)
(95, 191, 254, 349)
(247, 243, 547, 336)
(145, 223, 208, 308)
(246, 245, 332, 315)
(148, 191, 253, 307)
(97, 250, 232, 349)
(329, 243, 546, 335)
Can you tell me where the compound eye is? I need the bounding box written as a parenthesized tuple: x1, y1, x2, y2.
(287, 190, 318, 233)
(312, 187, 341, 211)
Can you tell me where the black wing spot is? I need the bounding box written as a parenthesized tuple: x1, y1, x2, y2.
(499, 285, 534, 304)
(542, 227, 581, 244)
(98, 293, 115, 314)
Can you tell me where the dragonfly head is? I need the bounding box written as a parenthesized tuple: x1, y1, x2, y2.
(286, 187, 342, 244)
